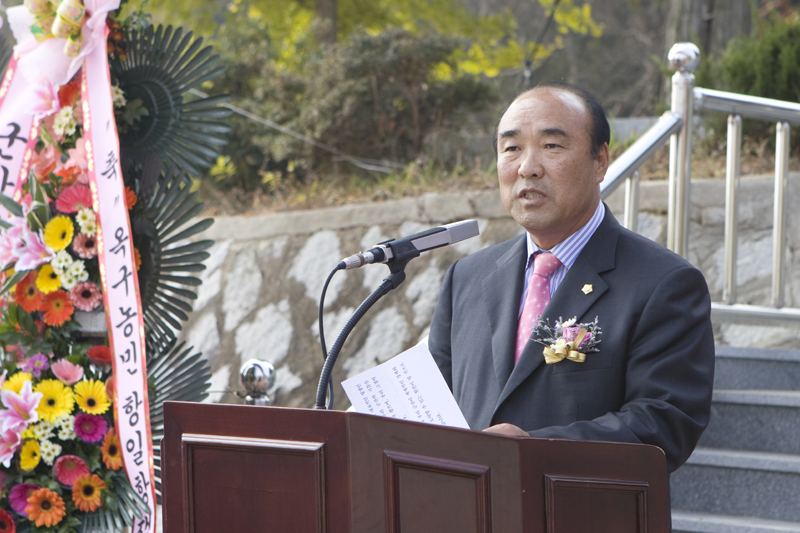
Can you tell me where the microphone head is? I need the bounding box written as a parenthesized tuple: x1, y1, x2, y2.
(444, 220, 480, 244)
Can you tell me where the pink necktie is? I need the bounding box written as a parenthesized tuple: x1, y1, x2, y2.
(515, 252, 562, 363)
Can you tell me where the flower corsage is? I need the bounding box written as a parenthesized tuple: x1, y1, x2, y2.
(532, 316, 601, 364)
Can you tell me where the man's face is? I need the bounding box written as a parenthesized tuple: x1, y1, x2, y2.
(496, 88, 609, 250)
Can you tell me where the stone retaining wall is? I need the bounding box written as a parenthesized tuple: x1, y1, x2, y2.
(184, 173, 800, 408)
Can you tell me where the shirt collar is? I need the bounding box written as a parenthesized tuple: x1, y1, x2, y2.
(525, 201, 605, 269)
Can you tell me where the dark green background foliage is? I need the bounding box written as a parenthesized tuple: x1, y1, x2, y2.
(208, 18, 496, 191)
(291, 29, 495, 165)
(696, 12, 800, 148)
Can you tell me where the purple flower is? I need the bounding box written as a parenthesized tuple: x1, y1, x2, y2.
(9, 483, 40, 516)
(74, 413, 107, 443)
(22, 353, 49, 378)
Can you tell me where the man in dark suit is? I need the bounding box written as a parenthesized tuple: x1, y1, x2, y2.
(428, 83, 714, 472)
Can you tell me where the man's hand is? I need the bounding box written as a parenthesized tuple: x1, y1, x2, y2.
(483, 423, 529, 437)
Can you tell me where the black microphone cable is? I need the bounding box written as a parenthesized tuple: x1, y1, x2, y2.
(317, 262, 345, 409)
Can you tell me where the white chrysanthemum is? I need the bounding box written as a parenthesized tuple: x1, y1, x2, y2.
(39, 439, 62, 465)
(56, 414, 77, 440)
(31, 420, 55, 440)
(67, 260, 86, 278)
(76, 207, 96, 227)
(80, 220, 97, 237)
(52, 106, 77, 137)
(61, 272, 78, 291)
(112, 85, 127, 108)
(77, 269, 89, 283)
(51, 251, 73, 274)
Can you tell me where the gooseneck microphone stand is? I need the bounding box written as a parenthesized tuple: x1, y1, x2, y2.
(314, 239, 420, 410)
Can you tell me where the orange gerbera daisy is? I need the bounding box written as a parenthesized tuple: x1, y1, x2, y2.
(41, 290, 74, 327)
(58, 79, 81, 108)
(101, 428, 123, 470)
(125, 186, 137, 209)
(26, 488, 66, 527)
(86, 345, 112, 366)
(14, 272, 42, 313)
(0, 508, 14, 533)
(72, 473, 107, 512)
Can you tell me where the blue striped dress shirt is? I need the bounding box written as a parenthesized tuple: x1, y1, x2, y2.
(518, 202, 605, 317)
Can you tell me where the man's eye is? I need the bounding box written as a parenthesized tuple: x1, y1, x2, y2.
(544, 143, 559, 149)
(503, 145, 519, 152)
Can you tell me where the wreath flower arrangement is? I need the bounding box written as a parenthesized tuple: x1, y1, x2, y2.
(0, 0, 231, 529)
(0, 12, 150, 533)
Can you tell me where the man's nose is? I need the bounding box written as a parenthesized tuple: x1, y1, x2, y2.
(517, 149, 543, 179)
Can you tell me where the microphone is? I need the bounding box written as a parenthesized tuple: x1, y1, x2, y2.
(340, 219, 480, 270)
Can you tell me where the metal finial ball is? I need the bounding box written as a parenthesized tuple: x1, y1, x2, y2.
(668, 43, 701, 73)
(239, 359, 276, 396)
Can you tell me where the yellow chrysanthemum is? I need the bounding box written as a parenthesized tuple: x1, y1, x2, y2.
(20, 439, 41, 471)
(74, 380, 110, 415)
(2, 372, 32, 393)
(36, 264, 60, 294)
(43, 216, 74, 252)
(34, 380, 75, 422)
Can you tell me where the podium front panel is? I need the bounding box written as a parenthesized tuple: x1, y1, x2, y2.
(348, 414, 524, 533)
(163, 403, 669, 533)
(163, 403, 352, 533)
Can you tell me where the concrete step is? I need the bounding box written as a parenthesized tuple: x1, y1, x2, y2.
(698, 390, 800, 454)
(672, 510, 800, 533)
(670, 447, 800, 523)
(715, 346, 800, 390)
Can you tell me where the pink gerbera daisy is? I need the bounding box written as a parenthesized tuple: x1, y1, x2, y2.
(71, 233, 98, 259)
(55, 185, 93, 213)
(51, 359, 84, 386)
(69, 282, 102, 312)
(53, 455, 90, 487)
(9, 483, 40, 516)
(73, 413, 107, 443)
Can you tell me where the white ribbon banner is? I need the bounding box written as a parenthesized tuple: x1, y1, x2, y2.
(0, 53, 40, 202)
(82, 34, 157, 532)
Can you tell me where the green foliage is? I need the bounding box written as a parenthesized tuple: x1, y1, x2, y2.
(119, 0, 603, 194)
(125, 0, 602, 76)
(288, 29, 496, 163)
(206, 17, 496, 190)
(696, 11, 800, 149)
(697, 13, 800, 102)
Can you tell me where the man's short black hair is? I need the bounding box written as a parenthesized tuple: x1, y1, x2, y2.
(493, 82, 610, 159)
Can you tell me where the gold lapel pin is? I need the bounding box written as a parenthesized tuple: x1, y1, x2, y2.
(581, 284, 593, 295)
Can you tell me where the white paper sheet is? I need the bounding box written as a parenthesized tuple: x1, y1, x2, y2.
(342, 342, 470, 429)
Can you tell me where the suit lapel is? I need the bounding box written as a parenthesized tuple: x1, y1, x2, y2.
(482, 235, 527, 391)
(493, 206, 620, 411)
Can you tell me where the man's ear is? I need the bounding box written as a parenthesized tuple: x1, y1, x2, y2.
(594, 142, 610, 184)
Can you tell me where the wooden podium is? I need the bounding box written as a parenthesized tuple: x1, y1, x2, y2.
(161, 402, 670, 533)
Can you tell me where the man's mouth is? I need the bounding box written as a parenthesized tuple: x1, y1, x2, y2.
(521, 190, 545, 199)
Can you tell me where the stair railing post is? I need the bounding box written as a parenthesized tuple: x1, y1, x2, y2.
(623, 170, 640, 233)
(723, 114, 742, 304)
(667, 43, 699, 258)
(773, 122, 790, 308)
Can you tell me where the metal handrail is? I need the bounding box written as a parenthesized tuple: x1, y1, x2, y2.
(695, 88, 800, 124)
(608, 42, 800, 325)
(601, 112, 683, 198)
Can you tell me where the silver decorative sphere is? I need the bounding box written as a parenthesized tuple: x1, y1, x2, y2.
(668, 43, 701, 73)
(239, 359, 276, 396)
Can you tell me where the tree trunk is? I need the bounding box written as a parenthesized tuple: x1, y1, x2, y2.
(315, 0, 337, 44)
(664, 0, 752, 60)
